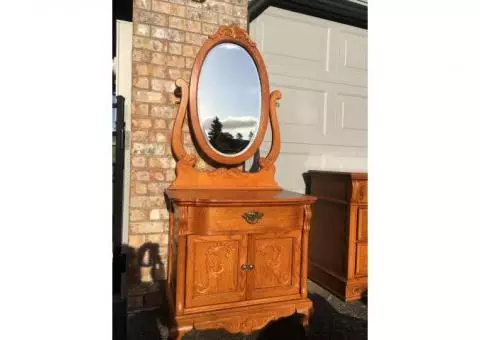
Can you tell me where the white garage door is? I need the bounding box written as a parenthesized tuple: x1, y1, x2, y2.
(249, 7, 368, 193)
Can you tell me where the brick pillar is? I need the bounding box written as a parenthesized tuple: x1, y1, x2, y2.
(127, 0, 249, 311)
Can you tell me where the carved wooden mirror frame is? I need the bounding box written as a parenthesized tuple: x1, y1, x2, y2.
(170, 24, 282, 190)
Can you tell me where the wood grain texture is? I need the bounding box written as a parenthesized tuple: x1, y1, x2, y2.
(165, 189, 315, 206)
(187, 206, 304, 234)
(301, 205, 312, 298)
(305, 170, 368, 301)
(185, 234, 247, 308)
(175, 299, 312, 336)
(246, 230, 301, 300)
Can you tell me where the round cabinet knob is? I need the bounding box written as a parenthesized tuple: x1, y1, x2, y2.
(241, 264, 255, 271)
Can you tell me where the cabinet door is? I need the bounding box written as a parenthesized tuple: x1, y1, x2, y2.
(185, 234, 247, 308)
(247, 230, 302, 300)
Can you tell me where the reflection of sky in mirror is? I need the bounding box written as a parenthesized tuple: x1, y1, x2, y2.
(198, 43, 261, 144)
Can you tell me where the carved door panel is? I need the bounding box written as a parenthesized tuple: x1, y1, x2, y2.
(246, 231, 302, 300)
(185, 234, 247, 308)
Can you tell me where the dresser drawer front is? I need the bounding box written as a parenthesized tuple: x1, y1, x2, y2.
(355, 243, 368, 277)
(356, 207, 368, 241)
(188, 206, 304, 234)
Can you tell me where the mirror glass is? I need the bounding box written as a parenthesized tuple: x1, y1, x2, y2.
(197, 43, 261, 157)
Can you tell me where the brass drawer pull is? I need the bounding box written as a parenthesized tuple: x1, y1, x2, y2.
(242, 211, 264, 224)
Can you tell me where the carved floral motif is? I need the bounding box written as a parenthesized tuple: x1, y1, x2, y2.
(209, 24, 256, 47)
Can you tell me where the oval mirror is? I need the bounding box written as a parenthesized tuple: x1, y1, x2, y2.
(190, 39, 269, 165)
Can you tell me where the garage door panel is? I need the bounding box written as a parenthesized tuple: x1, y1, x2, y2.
(330, 30, 368, 87)
(263, 53, 327, 83)
(272, 84, 327, 126)
(266, 76, 366, 147)
(338, 93, 367, 131)
(343, 32, 368, 71)
(261, 15, 330, 64)
(250, 7, 367, 193)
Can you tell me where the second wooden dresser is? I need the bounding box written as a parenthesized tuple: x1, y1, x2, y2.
(304, 171, 368, 301)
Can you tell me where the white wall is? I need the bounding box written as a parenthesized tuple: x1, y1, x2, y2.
(250, 7, 368, 193)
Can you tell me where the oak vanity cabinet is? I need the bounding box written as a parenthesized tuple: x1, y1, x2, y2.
(165, 24, 316, 339)
(305, 171, 368, 301)
(165, 191, 314, 338)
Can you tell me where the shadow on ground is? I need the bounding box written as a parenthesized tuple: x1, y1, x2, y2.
(126, 282, 367, 340)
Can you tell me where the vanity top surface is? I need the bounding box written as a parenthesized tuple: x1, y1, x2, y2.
(165, 189, 316, 206)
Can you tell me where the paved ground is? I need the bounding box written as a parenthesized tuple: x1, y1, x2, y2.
(127, 281, 367, 340)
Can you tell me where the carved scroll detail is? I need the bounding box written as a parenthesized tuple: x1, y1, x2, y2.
(209, 24, 256, 47)
(258, 243, 290, 285)
(303, 205, 312, 232)
(195, 242, 234, 294)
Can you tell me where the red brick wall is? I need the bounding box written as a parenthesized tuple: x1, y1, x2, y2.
(127, 0, 249, 311)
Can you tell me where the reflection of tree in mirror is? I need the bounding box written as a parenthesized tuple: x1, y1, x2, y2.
(207, 116, 251, 154)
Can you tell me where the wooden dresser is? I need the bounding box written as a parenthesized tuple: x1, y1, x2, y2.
(165, 190, 315, 337)
(304, 171, 368, 301)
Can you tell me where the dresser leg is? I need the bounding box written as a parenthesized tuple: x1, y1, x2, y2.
(298, 306, 313, 327)
(169, 325, 192, 340)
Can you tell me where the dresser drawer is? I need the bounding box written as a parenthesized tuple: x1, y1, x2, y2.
(355, 243, 368, 277)
(187, 206, 304, 234)
(356, 207, 368, 241)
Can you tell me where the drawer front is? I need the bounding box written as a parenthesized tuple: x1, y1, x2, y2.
(355, 243, 368, 277)
(188, 206, 304, 234)
(357, 207, 368, 241)
(351, 180, 368, 204)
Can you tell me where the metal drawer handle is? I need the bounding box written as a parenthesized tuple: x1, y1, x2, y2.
(242, 211, 264, 224)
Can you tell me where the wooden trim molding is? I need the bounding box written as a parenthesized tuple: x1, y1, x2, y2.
(248, 0, 368, 29)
